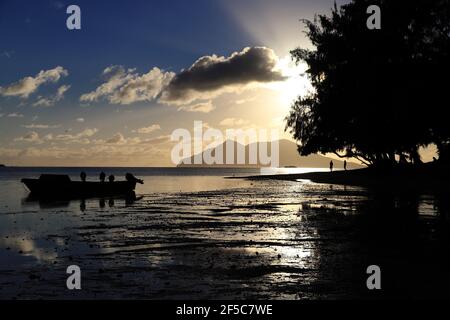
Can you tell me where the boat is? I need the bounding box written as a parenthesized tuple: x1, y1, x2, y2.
(21, 174, 143, 198)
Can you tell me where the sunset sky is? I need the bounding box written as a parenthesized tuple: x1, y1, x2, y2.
(1, 0, 357, 166)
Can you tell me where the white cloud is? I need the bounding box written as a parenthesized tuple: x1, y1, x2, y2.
(80, 66, 134, 103)
(106, 133, 126, 144)
(96, 132, 142, 145)
(235, 96, 256, 105)
(14, 131, 53, 144)
(54, 128, 98, 142)
(15, 131, 43, 143)
(2, 136, 176, 166)
(76, 118, 85, 123)
(133, 124, 161, 134)
(80, 66, 174, 105)
(177, 100, 215, 113)
(7, 112, 24, 118)
(33, 84, 70, 107)
(219, 118, 250, 127)
(0, 66, 68, 98)
(22, 124, 61, 129)
(80, 47, 286, 107)
(139, 135, 171, 145)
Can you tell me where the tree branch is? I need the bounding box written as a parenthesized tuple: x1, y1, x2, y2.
(333, 151, 371, 166)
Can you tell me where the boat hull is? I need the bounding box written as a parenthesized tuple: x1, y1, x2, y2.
(21, 179, 137, 198)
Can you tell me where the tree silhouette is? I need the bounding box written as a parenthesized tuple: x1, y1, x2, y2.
(286, 0, 449, 167)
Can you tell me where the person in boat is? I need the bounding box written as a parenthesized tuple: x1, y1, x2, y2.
(126, 173, 144, 184)
(100, 171, 106, 182)
(108, 174, 115, 183)
(80, 171, 87, 182)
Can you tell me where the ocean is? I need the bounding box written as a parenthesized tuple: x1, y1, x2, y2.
(0, 166, 329, 193)
(0, 166, 449, 299)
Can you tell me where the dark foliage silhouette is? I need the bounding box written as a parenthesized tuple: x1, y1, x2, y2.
(286, 0, 449, 167)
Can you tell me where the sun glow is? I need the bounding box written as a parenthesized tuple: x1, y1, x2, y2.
(270, 56, 311, 107)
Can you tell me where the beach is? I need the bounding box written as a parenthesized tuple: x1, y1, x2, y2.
(1, 167, 450, 299)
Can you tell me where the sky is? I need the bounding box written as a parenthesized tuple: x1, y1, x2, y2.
(0, 0, 351, 166)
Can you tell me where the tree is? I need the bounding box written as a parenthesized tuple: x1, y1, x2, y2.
(286, 0, 449, 167)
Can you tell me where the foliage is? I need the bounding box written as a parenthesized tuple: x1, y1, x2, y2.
(286, 0, 450, 166)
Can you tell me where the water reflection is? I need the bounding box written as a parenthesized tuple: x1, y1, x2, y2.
(3, 179, 450, 299)
(21, 192, 142, 211)
(0, 237, 58, 265)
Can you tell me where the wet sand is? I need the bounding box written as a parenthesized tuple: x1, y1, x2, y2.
(239, 165, 450, 192)
(1, 178, 450, 299)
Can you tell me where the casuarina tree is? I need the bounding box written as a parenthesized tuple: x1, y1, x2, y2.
(286, 0, 449, 167)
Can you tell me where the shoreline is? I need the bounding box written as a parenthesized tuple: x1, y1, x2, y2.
(232, 165, 450, 192)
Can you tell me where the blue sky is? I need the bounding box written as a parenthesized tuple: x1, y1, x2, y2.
(0, 0, 344, 166)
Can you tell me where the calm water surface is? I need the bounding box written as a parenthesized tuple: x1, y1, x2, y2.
(0, 167, 449, 299)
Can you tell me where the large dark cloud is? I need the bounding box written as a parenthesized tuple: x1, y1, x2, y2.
(159, 47, 286, 105)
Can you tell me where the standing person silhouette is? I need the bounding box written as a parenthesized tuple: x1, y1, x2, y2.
(329, 160, 334, 172)
(80, 171, 87, 182)
(99, 171, 106, 182)
(344, 160, 347, 171)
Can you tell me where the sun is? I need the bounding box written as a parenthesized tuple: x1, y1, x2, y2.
(269, 56, 311, 107)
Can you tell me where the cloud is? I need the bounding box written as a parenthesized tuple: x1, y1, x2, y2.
(106, 133, 126, 144)
(15, 131, 41, 143)
(92, 132, 142, 145)
(133, 124, 161, 134)
(159, 47, 286, 105)
(219, 118, 250, 127)
(33, 84, 70, 107)
(79, 66, 135, 103)
(1, 142, 173, 167)
(7, 112, 24, 118)
(54, 128, 98, 142)
(1, 51, 14, 59)
(14, 131, 54, 144)
(80, 66, 174, 105)
(95, 133, 170, 146)
(0, 66, 68, 98)
(76, 118, 85, 122)
(177, 100, 215, 113)
(140, 135, 171, 145)
(15, 128, 97, 145)
(22, 124, 61, 129)
(80, 47, 285, 107)
(235, 96, 257, 105)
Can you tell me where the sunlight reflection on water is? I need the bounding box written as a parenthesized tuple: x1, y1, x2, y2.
(0, 169, 449, 299)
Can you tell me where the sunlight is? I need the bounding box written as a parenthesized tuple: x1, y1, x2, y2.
(269, 56, 311, 107)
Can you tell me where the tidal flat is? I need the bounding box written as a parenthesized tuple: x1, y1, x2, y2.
(1, 174, 450, 299)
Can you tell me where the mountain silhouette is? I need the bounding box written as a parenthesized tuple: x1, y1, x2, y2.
(177, 139, 364, 169)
